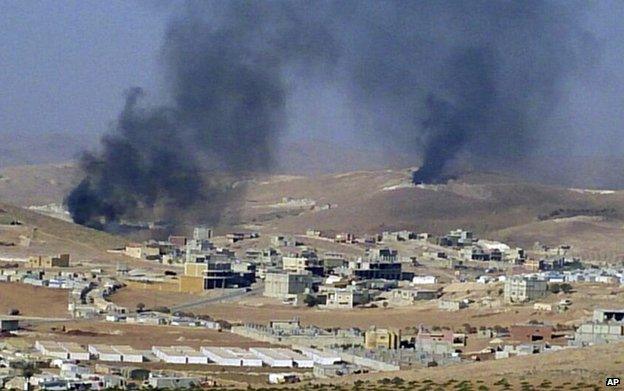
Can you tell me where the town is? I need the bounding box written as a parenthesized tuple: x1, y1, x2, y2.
(0, 222, 622, 389)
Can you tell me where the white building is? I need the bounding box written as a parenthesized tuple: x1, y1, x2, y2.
(88, 345, 122, 362)
(412, 275, 438, 285)
(297, 347, 341, 365)
(114, 345, 145, 363)
(152, 346, 188, 364)
(249, 348, 293, 367)
(201, 347, 263, 367)
(35, 341, 89, 360)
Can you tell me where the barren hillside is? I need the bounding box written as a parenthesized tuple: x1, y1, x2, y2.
(2, 163, 624, 261)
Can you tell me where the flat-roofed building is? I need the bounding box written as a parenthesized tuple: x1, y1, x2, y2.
(273, 348, 314, 368)
(28, 254, 70, 268)
(178, 346, 208, 364)
(364, 327, 400, 350)
(201, 347, 242, 366)
(62, 342, 90, 360)
(297, 347, 341, 365)
(88, 345, 122, 362)
(249, 348, 293, 367)
(264, 271, 315, 299)
(114, 345, 145, 363)
(35, 341, 89, 360)
(35, 341, 69, 359)
(504, 276, 548, 303)
(152, 346, 188, 364)
(201, 347, 263, 367)
(152, 346, 206, 364)
(0, 318, 19, 332)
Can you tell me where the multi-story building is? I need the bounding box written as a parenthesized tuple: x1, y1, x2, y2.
(348, 259, 402, 280)
(28, 254, 70, 268)
(364, 327, 400, 350)
(263, 271, 316, 300)
(179, 259, 255, 292)
(504, 276, 548, 303)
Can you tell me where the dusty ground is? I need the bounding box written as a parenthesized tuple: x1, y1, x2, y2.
(322, 341, 624, 390)
(0, 282, 68, 318)
(110, 282, 620, 331)
(23, 321, 271, 350)
(108, 285, 203, 311)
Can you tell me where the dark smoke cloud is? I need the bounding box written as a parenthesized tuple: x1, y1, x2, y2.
(66, 88, 202, 228)
(67, 0, 595, 227)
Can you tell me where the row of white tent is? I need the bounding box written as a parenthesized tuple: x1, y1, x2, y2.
(36, 342, 145, 363)
(36, 341, 341, 368)
(152, 346, 341, 368)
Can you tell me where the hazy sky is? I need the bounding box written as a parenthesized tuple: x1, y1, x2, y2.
(0, 1, 164, 140)
(1, 0, 624, 159)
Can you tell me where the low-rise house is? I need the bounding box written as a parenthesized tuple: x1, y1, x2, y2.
(148, 373, 200, 389)
(319, 286, 370, 309)
(391, 287, 438, 303)
(297, 347, 341, 365)
(438, 299, 468, 311)
(509, 324, 554, 343)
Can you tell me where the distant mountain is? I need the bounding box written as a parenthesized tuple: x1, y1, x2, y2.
(0, 131, 95, 168)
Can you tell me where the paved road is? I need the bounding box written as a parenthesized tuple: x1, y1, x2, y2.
(170, 287, 257, 311)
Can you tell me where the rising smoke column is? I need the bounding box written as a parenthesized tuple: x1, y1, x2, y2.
(67, 1, 593, 227)
(321, 1, 591, 184)
(66, 1, 335, 228)
(66, 88, 202, 228)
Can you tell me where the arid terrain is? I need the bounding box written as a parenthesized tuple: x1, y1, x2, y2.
(0, 162, 623, 389)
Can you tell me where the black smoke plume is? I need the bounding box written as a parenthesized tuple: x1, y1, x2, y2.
(68, 1, 593, 227)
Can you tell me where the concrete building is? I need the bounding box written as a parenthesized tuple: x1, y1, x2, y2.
(439, 229, 474, 247)
(0, 318, 19, 332)
(364, 327, 400, 350)
(148, 374, 200, 389)
(152, 346, 206, 364)
(249, 348, 293, 367)
(572, 308, 624, 346)
(88, 345, 122, 362)
(282, 255, 323, 275)
(297, 347, 341, 365)
(35, 341, 89, 360)
(438, 299, 468, 311)
(28, 254, 70, 268)
(593, 309, 624, 323)
(366, 248, 398, 262)
(264, 271, 315, 299)
(348, 259, 402, 281)
(114, 345, 145, 363)
(180, 259, 255, 292)
(391, 287, 438, 302)
(412, 275, 438, 285)
(201, 347, 263, 367)
(319, 286, 370, 309)
(193, 226, 213, 241)
(504, 276, 548, 303)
